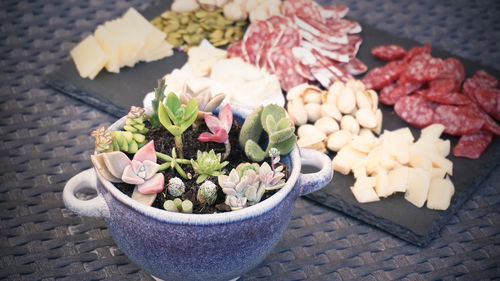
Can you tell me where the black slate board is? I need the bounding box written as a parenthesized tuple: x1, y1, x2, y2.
(46, 2, 500, 247)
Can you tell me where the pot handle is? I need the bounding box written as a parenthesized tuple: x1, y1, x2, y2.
(63, 168, 110, 218)
(299, 148, 333, 196)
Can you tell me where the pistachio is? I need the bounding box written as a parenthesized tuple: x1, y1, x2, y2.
(356, 108, 377, 129)
(287, 98, 308, 126)
(305, 103, 322, 122)
(326, 130, 352, 152)
(297, 124, 325, 139)
(320, 103, 342, 122)
(367, 89, 379, 112)
(286, 83, 309, 100)
(355, 89, 372, 110)
(372, 109, 383, 135)
(297, 133, 327, 152)
(314, 117, 339, 135)
(337, 85, 356, 114)
(303, 91, 322, 104)
(340, 115, 360, 135)
(327, 80, 344, 105)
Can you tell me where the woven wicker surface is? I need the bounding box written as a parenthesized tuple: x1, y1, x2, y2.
(1, 0, 499, 280)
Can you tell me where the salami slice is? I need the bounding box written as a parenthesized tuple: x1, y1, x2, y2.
(379, 81, 422, 105)
(462, 103, 500, 135)
(283, 0, 325, 23)
(437, 58, 465, 91)
(371, 45, 407, 61)
(311, 48, 352, 82)
(472, 70, 498, 89)
(324, 18, 362, 34)
(227, 41, 244, 59)
(268, 47, 307, 91)
(401, 53, 443, 82)
(428, 77, 456, 95)
(295, 15, 348, 44)
(474, 88, 500, 121)
(344, 58, 367, 76)
(403, 43, 431, 63)
(462, 77, 481, 103)
(394, 95, 435, 128)
(433, 105, 485, 136)
(295, 61, 316, 81)
(266, 15, 292, 32)
(242, 21, 269, 65)
(452, 130, 493, 159)
(362, 60, 406, 90)
(322, 5, 349, 19)
(420, 90, 472, 105)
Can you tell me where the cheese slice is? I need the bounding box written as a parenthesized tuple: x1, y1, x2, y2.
(70, 34, 108, 79)
(188, 44, 228, 77)
(94, 25, 120, 73)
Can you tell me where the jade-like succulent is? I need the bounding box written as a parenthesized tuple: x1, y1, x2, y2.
(218, 168, 264, 210)
(197, 180, 218, 205)
(198, 104, 233, 160)
(191, 149, 229, 184)
(124, 106, 149, 134)
(149, 78, 166, 129)
(90, 140, 164, 195)
(158, 92, 198, 158)
(163, 198, 193, 213)
(157, 147, 191, 179)
(91, 125, 113, 153)
(239, 104, 297, 162)
(167, 177, 185, 197)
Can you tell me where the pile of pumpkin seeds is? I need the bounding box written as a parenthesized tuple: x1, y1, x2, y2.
(151, 8, 247, 49)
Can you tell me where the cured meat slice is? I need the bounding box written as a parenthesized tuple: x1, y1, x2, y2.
(401, 53, 443, 82)
(420, 90, 472, 105)
(433, 105, 484, 136)
(322, 5, 349, 19)
(428, 77, 456, 95)
(462, 103, 500, 135)
(474, 88, 500, 121)
(462, 77, 481, 103)
(294, 15, 348, 44)
(266, 15, 292, 32)
(379, 81, 422, 105)
(273, 26, 301, 49)
(344, 58, 367, 76)
(394, 95, 435, 128)
(472, 70, 498, 89)
(371, 45, 407, 61)
(324, 18, 362, 34)
(299, 29, 343, 51)
(362, 60, 406, 90)
(295, 61, 315, 81)
(437, 58, 465, 91)
(268, 47, 307, 91)
(227, 41, 244, 59)
(310, 48, 353, 82)
(452, 130, 493, 159)
(283, 0, 325, 23)
(403, 43, 431, 63)
(242, 21, 269, 65)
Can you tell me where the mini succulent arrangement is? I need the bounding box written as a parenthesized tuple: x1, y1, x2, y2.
(90, 82, 297, 213)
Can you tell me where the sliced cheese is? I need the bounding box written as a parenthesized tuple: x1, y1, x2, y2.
(70, 34, 108, 79)
(421, 123, 445, 139)
(94, 25, 120, 73)
(426, 176, 454, 210)
(404, 167, 431, 208)
(188, 44, 228, 77)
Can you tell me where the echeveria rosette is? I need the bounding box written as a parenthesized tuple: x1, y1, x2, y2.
(198, 104, 233, 160)
(219, 168, 263, 210)
(191, 149, 228, 184)
(259, 162, 285, 191)
(92, 140, 165, 195)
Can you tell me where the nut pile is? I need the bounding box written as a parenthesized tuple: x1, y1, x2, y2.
(286, 80, 382, 153)
(151, 8, 246, 48)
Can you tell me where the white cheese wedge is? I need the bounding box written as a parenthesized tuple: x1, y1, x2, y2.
(426, 176, 455, 210)
(350, 176, 379, 203)
(387, 166, 409, 193)
(431, 167, 447, 179)
(436, 139, 451, 157)
(70, 35, 108, 79)
(332, 145, 366, 175)
(188, 44, 228, 77)
(365, 144, 382, 175)
(421, 123, 445, 139)
(94, 25, 120, 73)
(375, 168, 392, 197)
(404, 167, 432, 208)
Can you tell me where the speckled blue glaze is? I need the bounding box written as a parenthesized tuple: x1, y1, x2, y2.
(64, 110, 332, 281)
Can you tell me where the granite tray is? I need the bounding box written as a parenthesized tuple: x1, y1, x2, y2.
(46, 2, 500, 247)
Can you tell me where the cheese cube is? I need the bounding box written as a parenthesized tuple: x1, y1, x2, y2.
(409, 145, 432, 171)
(437, 139, 450, 157)
(431, 167, 447, 179)
(387, 166, 409, 193)
(381, 136, 398, 169)
(70, 34, 108, 79)
(421, 123, 445, 139)
(404, 167, 432, 208)
(371, 109, 383, 135)
(426, 176, 455, 210)
(365, 144, 382, 175)
(349, 134, 374, 154)
(391, 127, 415, 143)
(332, 145, 366, 175)
(375, 168, 392, 197)
(352, 158, 367, 179)
(350, 176, 379, 203)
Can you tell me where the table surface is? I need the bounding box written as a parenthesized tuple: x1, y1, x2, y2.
(1, 0, 499, 280)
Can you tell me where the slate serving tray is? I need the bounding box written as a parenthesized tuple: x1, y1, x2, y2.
(46, 1, 500, 247)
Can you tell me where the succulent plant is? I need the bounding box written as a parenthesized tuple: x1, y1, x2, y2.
(163, 198, 193, 213)
(157, 147, 191, 179)
(167, 177, 185, 197)
(158, 91, 198, 158)
(198, 104, 233, 160)
(197, 180, 218, 205)
(269, 147, 281, 174)
(191, 149, 229, 184)
(218, 168, 264, 210)
(179, 83, 226, 129)
(259, 162, 285, 191)
(239, 104, 297, 162)
(149, 78, 166, 129)
(91, 125, 113, 153)
(124, 106, 149, 134)
(90, 140, 164, 195)
(235, 162, 259, 178)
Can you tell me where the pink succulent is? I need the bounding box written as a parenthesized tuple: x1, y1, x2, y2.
(198, 104, 233, 144)
(100, 140, 164, 194)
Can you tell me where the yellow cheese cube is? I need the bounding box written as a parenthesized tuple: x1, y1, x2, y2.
(375, 168, 392, 197)
(350, 176, 379, 203)
(387, 166, 409, 193)
(426, 176, 454, 210)
(332, 145, 366, 175)
(409, 145, 432, 171)
(70, 34, 108, 79)
(404, 167, 432, 208)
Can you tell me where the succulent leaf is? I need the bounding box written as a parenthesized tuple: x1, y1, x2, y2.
(239, 106, 263, 150)
(269, 127, 295, 144)
(244, 140, 266, 162)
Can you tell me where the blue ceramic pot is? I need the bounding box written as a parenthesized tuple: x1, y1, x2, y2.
(64, 110, 332, 281)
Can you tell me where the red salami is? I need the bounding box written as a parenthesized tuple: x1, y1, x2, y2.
(462, 103, 500, 135)
(311, 48, 353, 82)
(401, 53, 443, 82)
(344, 58, 367, 76)
(242, 21, 269, 65)
(268, 47, 307, 91)
(403, 43, 431, 63)
(379, 83, 398, 105)
(472, 70, 498, 89)
(474, 88, 500, 121)
(438, 58, 465, 90)
(362, 60, 406, 90)
(394, 95, 435, 128)
(295, 61, 315, 81)
(379, 81, 422, 105)
(322, 5, 349, 19)
(295, 15, 348, 44)
(420, 90, 472, 105)
(227, 41, 244, 59)
(433, 105, 484, 136)
(452, 130, 493, 159)
(462, 77, 481, 103)
(283, 0, 325, 22)
(428, 77, 456, 95)
(324, 18, 362, 34)
(266, 15, 292, 31)
(371, 45, 407, 61)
